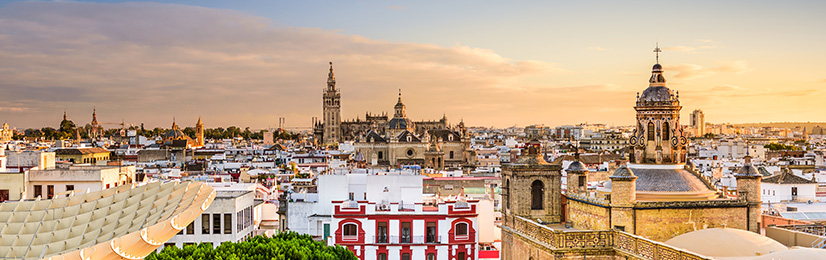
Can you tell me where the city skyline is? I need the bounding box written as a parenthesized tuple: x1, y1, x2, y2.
(1, 1, 825, 129)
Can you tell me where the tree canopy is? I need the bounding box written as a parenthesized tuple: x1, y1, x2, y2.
(145, 232, 357, 260)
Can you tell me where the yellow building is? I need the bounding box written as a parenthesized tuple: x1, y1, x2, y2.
(1, 122, 13, 142)
(54, 147, 110, 164)
(500, 54, 765, 260)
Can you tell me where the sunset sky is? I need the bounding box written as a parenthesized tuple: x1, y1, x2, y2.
(1, 0, 824, 130)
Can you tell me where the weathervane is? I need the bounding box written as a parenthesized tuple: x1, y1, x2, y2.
(654, 42, 662, 64)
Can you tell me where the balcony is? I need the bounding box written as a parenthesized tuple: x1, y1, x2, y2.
(373, 235, 442, 244)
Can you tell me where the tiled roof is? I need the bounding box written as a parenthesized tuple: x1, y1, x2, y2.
(763, 171, 816, 184)
(629, 166, 713, 192)
(552, 154, 623, 165)
(54, 147, 110, 155)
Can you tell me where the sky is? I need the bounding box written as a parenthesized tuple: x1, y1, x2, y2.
(0, 0, 825, 130)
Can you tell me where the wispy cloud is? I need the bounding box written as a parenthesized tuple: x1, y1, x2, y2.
(0, 1, 566, 128)
(665, 61, 752, 80)
(0, 107, 28, 112)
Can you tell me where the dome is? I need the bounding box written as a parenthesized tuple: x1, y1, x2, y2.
(639, 86, 675, 102)
(567, 161, 587, 172)
(610, 165, 636, 179)
(164, 129, 187, 140)
(652, 63, 662, 71)
(665, 227, 788, 258)
(752, 247, 826, 260)
(388, 117, 413, 130)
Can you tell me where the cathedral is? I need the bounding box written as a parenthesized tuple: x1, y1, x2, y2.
(500, 50, 763, 259)
(313, 63, 472, 169)
(162, 117, 205, 148)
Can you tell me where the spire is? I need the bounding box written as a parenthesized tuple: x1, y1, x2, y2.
(63, 111, 67, 121)
(327, 61, 336, 90)
(197, 116, 203, 126)
(649, 44, 666, 86)
(92, 108, 98, 124)
(172, 117, 178, 130)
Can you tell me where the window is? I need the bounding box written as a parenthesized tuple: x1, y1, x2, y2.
(407, 149, 414, 156)
(213, 214, 221, 234)
(647, 122, 655, 141)
(349, 192, 354, 201)
(202, 214, 210, 234)
(343, 223, 358, 237)
(614, 225, 625, 231)
(792, 187, 798, 196)
(0, 190, 8, 202)
(378, 151, 383, 160)
(427, 253, 436, 260)
(401, 253, 410, 260)
(34, 185, 42, 198)
(224, 214, 232, 234)
(458, 252, 466, 260)
(531, 180, 544, 210)
(455, 222, 468, 236)
(578, 175, 586, 188)
(449, 151, 454, 159)
(426, 222, 437, 243)
(66, 185, 74, 192)
(377, 222, 388, 243)
(662, 122, 670, 141)
(401, 222, 411, 243)
(186, 221, 194, 234)
(378, 253, 387, 260)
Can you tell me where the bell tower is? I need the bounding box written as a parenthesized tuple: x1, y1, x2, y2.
(629, 45, 688, 164)
(322, 62, 341, 145)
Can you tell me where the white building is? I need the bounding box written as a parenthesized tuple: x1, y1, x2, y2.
(762, 168, 818, 203)
(164, 186, 260, 248)
(27, 164, 135, 199)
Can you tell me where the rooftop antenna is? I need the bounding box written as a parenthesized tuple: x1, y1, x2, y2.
(653, 43, 662, 64)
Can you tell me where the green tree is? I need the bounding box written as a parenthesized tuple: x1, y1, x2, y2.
(145, 232, 357, 260)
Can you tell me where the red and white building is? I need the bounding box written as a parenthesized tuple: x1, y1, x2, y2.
(332, 199, 479, 260)
(282, 169, 480, 260)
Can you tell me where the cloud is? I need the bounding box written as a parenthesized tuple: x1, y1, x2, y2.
(587, 46, 605, 51)
(0, 107, 28, 112)
(0, 2, 567, 128)
(662, 41, 718, 52)
(712, 85, 740, 91)
(665, 61, 752, 80)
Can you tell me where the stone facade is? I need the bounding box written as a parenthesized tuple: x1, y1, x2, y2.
(502, 142, 563, 224)
(566, 198, 610, 231)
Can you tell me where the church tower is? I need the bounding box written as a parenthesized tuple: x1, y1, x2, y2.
(629, 45, 688, 164)
(322, 62, 341, 145)
(90, 108, 102, 139)
(195, 116, 204, 147)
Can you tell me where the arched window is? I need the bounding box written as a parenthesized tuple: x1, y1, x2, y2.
(449, 151, 454, 159)
(531, 180, 544, 210)
(343, 223, 357, 237)
(647, 122, 655, 141)
(455, 222, 468, 236)
(427, 253, 436, 260)
(662, 122, 670, 141)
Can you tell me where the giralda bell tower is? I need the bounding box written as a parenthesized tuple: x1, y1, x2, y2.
(322, 62, 341, 145)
